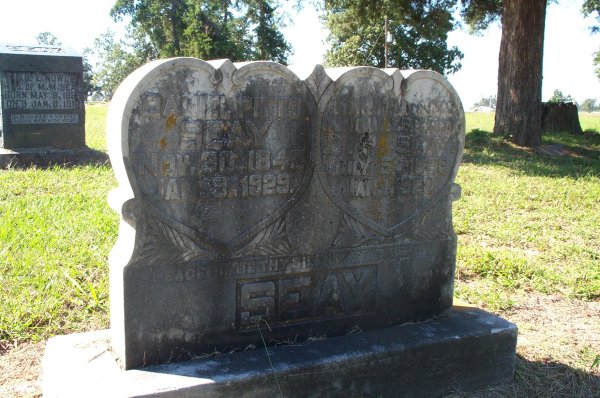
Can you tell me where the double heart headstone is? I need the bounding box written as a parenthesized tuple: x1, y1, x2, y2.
(107, 58, 464, 369)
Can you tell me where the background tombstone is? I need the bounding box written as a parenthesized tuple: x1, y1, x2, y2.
(0, 43, 85, 149)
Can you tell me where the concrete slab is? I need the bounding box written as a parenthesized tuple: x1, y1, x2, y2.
(42, 306, 517, 398)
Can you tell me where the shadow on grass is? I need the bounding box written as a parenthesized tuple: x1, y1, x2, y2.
(0, 146, 109, 170)
(448, 354, 600, 397)
(463, 129, 600, 179)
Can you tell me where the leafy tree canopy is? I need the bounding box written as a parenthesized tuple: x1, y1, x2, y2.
(460, 0, 502, 31)
(547, 89, 574, 103)
(583, 0, 600, 32)
(35, 32, 98, 97)
(110, 0, 290, 62)
(35, 32, 61, 46)
(323, 0, 463, 75)
(579, 98, 599, 112)
(88, 0, 291, 97)
(91, 29, 151, 99)
(473, 94, 497, 109)
(582, 0, 600, 79)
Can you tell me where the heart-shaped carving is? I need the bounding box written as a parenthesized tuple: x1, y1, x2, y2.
(121, 59, 314, 254)
(315, 68, 464, 235)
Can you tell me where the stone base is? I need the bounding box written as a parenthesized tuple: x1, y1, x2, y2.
(0, 147, 108, 168)
(42, 307, 517, 398)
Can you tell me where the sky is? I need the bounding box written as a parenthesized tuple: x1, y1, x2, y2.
(1, 0, 598, 108)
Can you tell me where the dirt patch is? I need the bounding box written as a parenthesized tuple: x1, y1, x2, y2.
(506, 292, 600, 371)
(1, 293, 598, 397)
(532, 144, 582, 157)
(448, 291, 600, 397)
(0, 341, 44, 398)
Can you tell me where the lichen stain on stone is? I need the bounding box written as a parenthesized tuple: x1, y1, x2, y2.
(161, 161, 170, 175)
(159, 137, 168, 149)
(165, 113, 177, 131)
(327, 127, 335, 146)
(377, 118, 389, 159)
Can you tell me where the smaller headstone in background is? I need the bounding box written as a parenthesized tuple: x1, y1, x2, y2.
(0, 43, 85, 149)
(0, 43, 95, 167)
(541, 101, 583, 135)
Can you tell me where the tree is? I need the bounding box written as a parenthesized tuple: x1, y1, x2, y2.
(548, 89, 574, 104)
(35, 32, 97, 98)
(91, 30, 150, 99)
(583, 0, 600, 32)
(462, 1, 546, 146)
(92, 0, 290, 97)
(493, 0, 546, 146)
(246, 0, 291, 63)
(323, 0, 463, 74)
(82, 48, 100, 98)
(583, 0, 600, 80)
(111, 0, 189, 58)
(110, 0, 289, 62)
(181, 1, 248, 60)
(580, 98, 599, 112)
(463, 1, 600, 146)
(473, 95, 497, 109)
(35, 32, 61, 46)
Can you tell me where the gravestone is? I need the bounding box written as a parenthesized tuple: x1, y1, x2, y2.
(107, 59, 464, 369)
(0, 43, 85, 149)
(42, 58, 517, 398)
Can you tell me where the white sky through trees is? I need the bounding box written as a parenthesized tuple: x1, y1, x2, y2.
(1, 0, 598, 108)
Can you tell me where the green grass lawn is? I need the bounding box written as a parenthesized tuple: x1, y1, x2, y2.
(85, 103, 109, 152)
(1, 108, 598, 384)
(455, 112, 600, 310)
(0, 104, 117, 343)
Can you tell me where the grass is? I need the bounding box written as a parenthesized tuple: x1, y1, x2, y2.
(1, 106, 599, 396)
(85, 102, 109, 152)
(455, 112, 600, 310)
(0, 106, 118, 344)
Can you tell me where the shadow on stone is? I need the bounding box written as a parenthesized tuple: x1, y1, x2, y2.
(42, 306, 518, 398)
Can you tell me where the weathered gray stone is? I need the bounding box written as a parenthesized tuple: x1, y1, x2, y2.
(42, 307, 517, 398)
(107, 58, 466, 370)
(0, 43, 85, 149)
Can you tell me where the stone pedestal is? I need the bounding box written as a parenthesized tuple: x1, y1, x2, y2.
(42, 307, 517, 398)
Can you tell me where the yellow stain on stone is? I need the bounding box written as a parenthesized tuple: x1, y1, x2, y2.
(377, 118, 390, 158)
(165, 113, 177, 131)
(327, 127, 335, 146)
(161, 161, 170, 175)
(159, 137, 168, 149)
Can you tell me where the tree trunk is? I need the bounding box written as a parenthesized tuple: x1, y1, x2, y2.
(222, 0, 229, 25)
(493, 0, 547, 147)
(169, 0, 181, 55)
